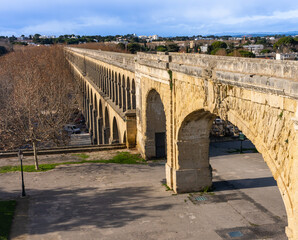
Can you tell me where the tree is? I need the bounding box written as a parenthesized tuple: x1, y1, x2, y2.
(167, 43, 179, 52)
(0, 46, 77, 169)
(214, 48, 227, 56)
(127, 43, 141, 54)
(260, 49, 271, 54)
(33, 34, 41, 43)
(211, 41, 227, 49)
(228, 50, 242, 57)
(0, 46, 8, 56)
(156, 45, 167, 52)
(273, 36, 297, 53)
(117, 43, 126, 50)
(238, 50, 255, 58)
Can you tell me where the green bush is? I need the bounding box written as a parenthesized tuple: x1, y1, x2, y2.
(156, 45, 167, 52)
(211, 41, 227, 49)
(127, 43, 141, 54)
(0, 46, 8, 56)
(239, 50, 255, 58)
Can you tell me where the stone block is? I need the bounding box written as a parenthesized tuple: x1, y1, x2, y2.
(173, 168, 212, 193)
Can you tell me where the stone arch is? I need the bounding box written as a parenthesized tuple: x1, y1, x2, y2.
(127, 77, 131, 110)
(102, 67, 105, 93)
(105, 68, 108, 95)
(132, 79, 136, 109)
(109, 69, 112, 98)
(98, 100, 103, 144)
(123, 131, 126, 144)
(216, 103, 294, 232)
(145, 89, 166, 159)
(122, 75, 126, 112)
(92, 94, 98, 144)
(118, 73, 122, 108)
(104, 67, 108, 94)
(175, 106, 292, 236)
(112, 117, 119, 143)
(96, 64, 100, 87)
(104, 107, 110, 144)
(112, 70, 115, 102)
(100, 66, 103, 90)
(115, 73, 118, 105)
(89, 89, 94, 139)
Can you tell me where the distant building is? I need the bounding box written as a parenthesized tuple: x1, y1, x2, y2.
(243, 44, 264, 54)
(139, 35, 147, 39)
(200, 44, 208, 53)
(151, 35, 159, 40)
(276, 53, 298, 61)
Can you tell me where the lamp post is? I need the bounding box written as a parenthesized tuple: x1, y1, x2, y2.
(18, 150, 26, 197)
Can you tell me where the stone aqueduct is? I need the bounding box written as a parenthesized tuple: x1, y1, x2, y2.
(66, 47, 298, 239)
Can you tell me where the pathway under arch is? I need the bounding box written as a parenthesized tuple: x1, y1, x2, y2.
(145, 89, 166, 159)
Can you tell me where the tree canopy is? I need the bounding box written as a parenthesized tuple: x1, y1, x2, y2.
(211, 41, 227, 49)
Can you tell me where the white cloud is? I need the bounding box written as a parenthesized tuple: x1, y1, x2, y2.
(219, 9, 298, 25)
(14, 16, 122, 35)
(0, 0, 297, 36)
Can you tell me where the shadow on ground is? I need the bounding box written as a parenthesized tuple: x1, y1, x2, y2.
(209, 140, 256, 157)
(0, 186, 173, 237)
(213, 176, 277, 191)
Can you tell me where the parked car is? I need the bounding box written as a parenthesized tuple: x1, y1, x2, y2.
(63, 124, 81, 134)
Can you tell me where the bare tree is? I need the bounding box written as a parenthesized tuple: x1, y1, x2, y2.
(0, 46, 78, 169)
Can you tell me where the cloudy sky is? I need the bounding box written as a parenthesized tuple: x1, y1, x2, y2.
(1, 0, 298, 37)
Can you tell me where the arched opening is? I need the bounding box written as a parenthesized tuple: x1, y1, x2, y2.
(118, 73, 122, 108)
(93, 94, 98, 145)
(112, 117, 119, 143)
(104, 107, 110, 144)
(109, 69, 112, 98)
(100, 66, 103, 90)
(86, 85, 90, 127)
(127, 77, 131, 110)
(123, 131, 126, 144)
(112, 71, 115, 102)
(175, 109, 288, 238)
(102, 67, 105, 93)
(122, 75, 126, 112)
(132, 79, 136, 109)
(145, 89, 166, 159)
(89, 89, 94, 139)
(115, 73, 118, 105)
(98, 100, 103, 144)
(104, 68, 107, 94)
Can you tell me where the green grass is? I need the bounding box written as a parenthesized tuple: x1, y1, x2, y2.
(0, 152, 146, 173)
(0, 200, 16, 240)
(162, 183, 171, 191)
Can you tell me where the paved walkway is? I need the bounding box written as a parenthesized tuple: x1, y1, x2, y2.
(0, 143, 287, 240)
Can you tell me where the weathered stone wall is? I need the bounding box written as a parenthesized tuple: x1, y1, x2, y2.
(66, 48, 298, 239)
(67, 47, 135, 72)
(65, 48, 137, 147)
(135, 52, 298, 240)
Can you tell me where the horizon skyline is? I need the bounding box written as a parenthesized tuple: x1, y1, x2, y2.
(1, 0, 298, 37)
(3, 30, 298, 38)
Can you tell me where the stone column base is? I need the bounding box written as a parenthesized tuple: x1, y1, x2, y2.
(172, 167, 212, 193)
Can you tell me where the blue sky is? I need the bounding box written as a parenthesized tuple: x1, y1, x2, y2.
(1, 0, 298, 37)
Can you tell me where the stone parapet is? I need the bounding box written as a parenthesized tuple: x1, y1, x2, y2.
(136, 52, 298, 99)
(66, 47, 135, 72)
